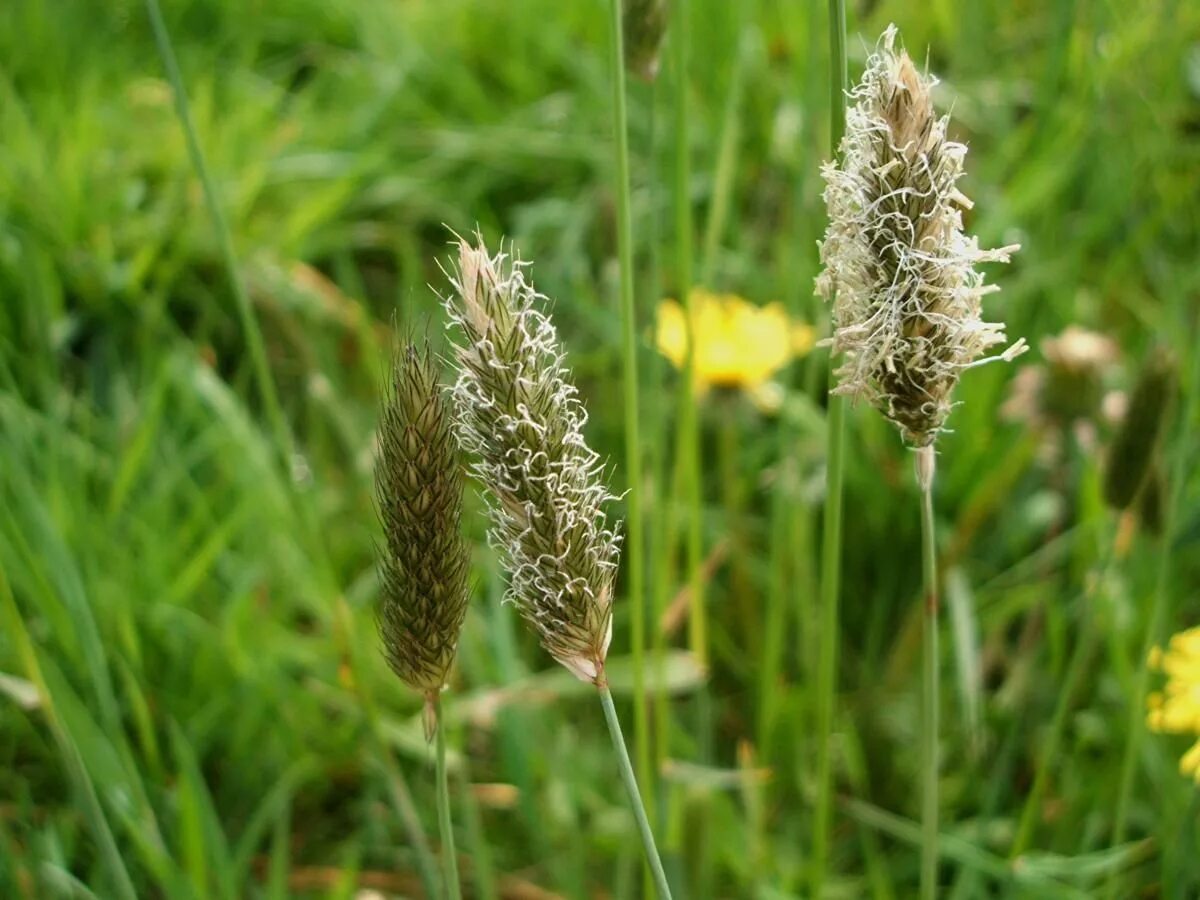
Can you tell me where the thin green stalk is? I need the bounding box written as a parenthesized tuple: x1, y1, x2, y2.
(334, 597, 441, 899)
(379, 750, 441, 899)
(607, 0, 650, 805)
(812, 2, 848, 895)
(433, 696, 461, 900)
(1011, 547, 1114, 859)
(599, 683, 674, 899)
(144, 0, 290, 463)
(646, 56, 671, 829)
(672, 0, 704, 672)
(1109, 319, 1200, 894)
(919, 470, 940, 900)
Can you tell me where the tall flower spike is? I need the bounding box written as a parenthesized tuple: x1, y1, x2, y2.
(444, 236, 621, 684)
(817, 25, 1026, 448)
(375, 341, 471, 710)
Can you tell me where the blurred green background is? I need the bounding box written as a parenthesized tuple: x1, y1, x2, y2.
(1, 0, 1198, 897)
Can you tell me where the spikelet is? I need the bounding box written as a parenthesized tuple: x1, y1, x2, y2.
(816, 25, 1026, 448)
(1103, 351, 1176, 510)
(443, 236, 621, 685)
(375, 341, 471, 705)
(623, 0, 669, 82)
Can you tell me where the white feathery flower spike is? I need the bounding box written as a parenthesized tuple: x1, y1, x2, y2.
(442, 235, 621, 684)
(816, 24, 1027, 449)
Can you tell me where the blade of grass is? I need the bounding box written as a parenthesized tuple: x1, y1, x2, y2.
(606, 0, 651, 816)
(143, 0, 291, 465)
(812, 0, 848, 895)
(0, 570, 137, 900)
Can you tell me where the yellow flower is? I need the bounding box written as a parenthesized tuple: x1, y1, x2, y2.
(1147, 626, 1200, 782)
(655, 290, 815, 407)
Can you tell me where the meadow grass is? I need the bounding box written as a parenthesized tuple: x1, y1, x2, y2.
(1, 0, 1199, 897)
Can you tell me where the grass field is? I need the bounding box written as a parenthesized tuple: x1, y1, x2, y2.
(1, 0, 1199, 897)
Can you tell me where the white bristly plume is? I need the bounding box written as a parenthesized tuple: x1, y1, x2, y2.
(816, 24, 1026, 448)
(443, 236, 620, 684)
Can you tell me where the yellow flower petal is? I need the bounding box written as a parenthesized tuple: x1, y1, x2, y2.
(654, 289, 814, 394)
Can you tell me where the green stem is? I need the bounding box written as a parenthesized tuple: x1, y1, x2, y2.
(1011, 546, 1114, 859)
(380, 752, 440, 898)
(145, 0, 290, 463)
(334, 595, 440, 899)
(919, 462, 940, 900)
(607, 0, 650, 806)
(1109, 326, 1200, 895)
(673, 0, 705, 676)
(812, 2, 848, 895)
(433, 696, 462, 900)
(599, 684, 674, 898)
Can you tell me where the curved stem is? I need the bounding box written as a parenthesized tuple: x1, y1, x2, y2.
(812, 2, 848, 895)
(599, 684, 674, 898)
(919, 465, 940, 900)
(433, 696, 462, 900)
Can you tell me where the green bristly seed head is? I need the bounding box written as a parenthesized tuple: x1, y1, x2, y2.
(1103, 351, 1176, 511)
(443, 236, 621, 685)
(375, 340, 471, 698)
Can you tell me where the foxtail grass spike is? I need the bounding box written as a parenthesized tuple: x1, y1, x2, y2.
(1103, 352, 1176, 510)
(443, 234, 672, 896)
(443, 236, 620, 684)
(1137, 462, 1165, 536)
(817, 24, 1026, 448)
(375, 340, 471, 719)
(623, 0, 669, 81)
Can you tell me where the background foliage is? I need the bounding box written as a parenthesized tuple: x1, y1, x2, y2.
(1, 0, 1198, 896)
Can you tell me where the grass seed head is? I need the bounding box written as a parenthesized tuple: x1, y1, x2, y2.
(623, 0, 669, 82)
(443, 236, 621, 684)
(1137, 462, 1165, 536)
(816, 24, 1026, 448)
(375, 340, 471, 701)
(1103, 350, 1176, 510)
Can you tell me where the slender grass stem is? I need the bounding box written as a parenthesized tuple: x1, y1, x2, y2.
(144, 0, 289, 462)
(1011, 546, 1115, 859)
(812, 2, 848, 895)
(673, 0, 705, 676)
(334, 597, 441, 899)
(918, 459, 940, 900)
(606, 0, 650, 807)
(379, 749, 441, 899)
(432, 696, 462, 900)
(1109, 323, 1200, 896)
(599, 683, 674, 898)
